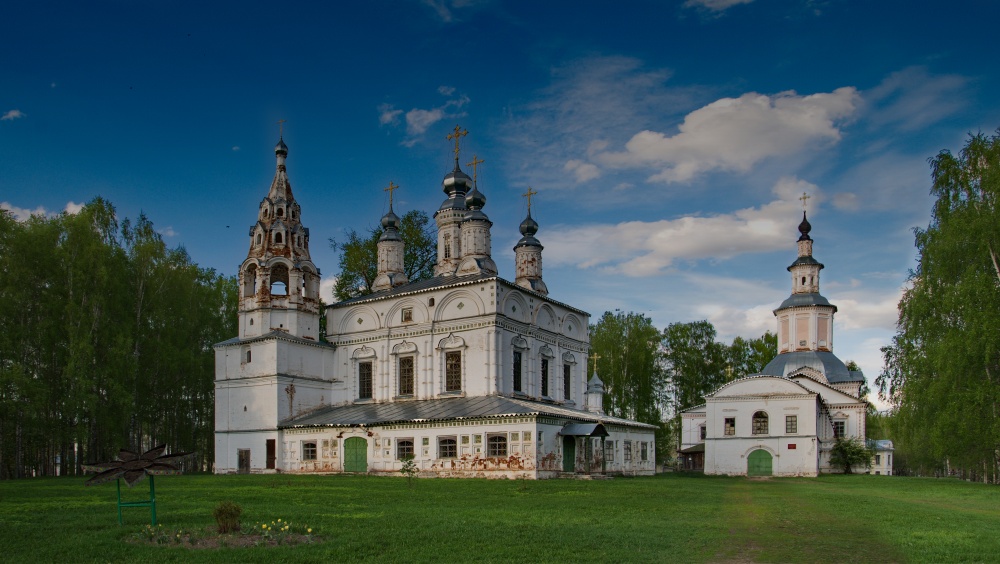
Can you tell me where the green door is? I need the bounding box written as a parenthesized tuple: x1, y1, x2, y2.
(344, 437, 368, 473)
(563, 436, 576, 472)
(747, 449, 773, 477)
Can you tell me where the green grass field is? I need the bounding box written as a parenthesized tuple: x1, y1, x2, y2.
(1, 473, 998, 563)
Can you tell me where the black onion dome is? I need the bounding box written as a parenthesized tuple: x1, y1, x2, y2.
(381, 209, 400, 230)
(519, 211, 538, 237)
(275, 137, 288, 156)
(798, 210, 812, 241)
(466, 186, 486, 210)
(441, 165, 472, 195)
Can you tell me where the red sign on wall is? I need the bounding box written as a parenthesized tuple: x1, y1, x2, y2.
(788, 443, 797, 449)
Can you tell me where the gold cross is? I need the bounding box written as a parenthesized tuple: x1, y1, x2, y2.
(799, 192, 810, 210)
(467, 155, 485, 185)
(523, 187, 538, 212)
(590, 351, 601, 364)
(384, 181, 399, 208)
(446, 125, 468, 163)
(277, 119, 286, 137)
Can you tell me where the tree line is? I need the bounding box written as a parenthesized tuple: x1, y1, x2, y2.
(0, 199, 237, 479)
(588, 311, 777, 461)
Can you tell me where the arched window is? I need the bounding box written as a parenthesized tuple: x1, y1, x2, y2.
(487, 434, 507, 457)
(398, 356, 415, 396)
(275, 232, 283, 244)
(277, 208, 284, 217)
(752, 411, 769, 435)
(438, 437, 457, 458)
(443, 234, 452, 259)
(255, 233, 262, 246)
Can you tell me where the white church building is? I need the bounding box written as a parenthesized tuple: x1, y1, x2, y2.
(679, 212, 870, 477)
(213, 135, 657, 478)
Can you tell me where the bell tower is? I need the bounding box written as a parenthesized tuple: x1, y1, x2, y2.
(238, 136, 321, 340)
(774, 197, 837, 355)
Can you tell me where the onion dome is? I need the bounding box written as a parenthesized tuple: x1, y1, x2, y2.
(379, 207, 402, 242)
(798, 210, 812, 241)
(515, 210, 541, 248)
(441, 165, 472, 196)
(466, 185, 486, 210)
(275, 137, 288, 156)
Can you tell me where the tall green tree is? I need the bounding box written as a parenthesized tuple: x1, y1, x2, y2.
(662, 320, 727, 413)
(589, 310, 665, 424)
(726, 331, 778, 380)
(329, 210, 436, 301)
(877, 130, 1000, 482)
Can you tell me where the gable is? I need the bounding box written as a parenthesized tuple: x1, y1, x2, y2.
(790, 375, 866, 405)
(711, 376, 812, 398)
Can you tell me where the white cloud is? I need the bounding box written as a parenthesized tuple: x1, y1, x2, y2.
(865, 66, 969, 132)
(63, 202, 84, 215)
(542, 177, 821, 276)
(319, 275, 339, 304)
(595, 87, 860, 183)
(684, 0, 754, 12)
(232, 146, 240, 152)
(158, 226, 178, 237)
(378, 103, 403, 126)
(830, 287, 903, 332)
(2, 201, 85, 220)
(381, 90, 470, 146)
(564, 159, 600, 183)
(832, 192, 859, 211)
(1, 109, 25, 121)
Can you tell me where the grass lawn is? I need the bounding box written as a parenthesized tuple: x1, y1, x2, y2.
(1, 472, 998, 563)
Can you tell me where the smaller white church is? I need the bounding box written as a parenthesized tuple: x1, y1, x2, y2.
(679, 211, 870, 477)
(213, 134, 656, 479)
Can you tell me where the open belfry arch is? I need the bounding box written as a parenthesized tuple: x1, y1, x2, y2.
(214, 125, 656, 478)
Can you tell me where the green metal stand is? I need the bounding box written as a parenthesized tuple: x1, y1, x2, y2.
(116, 475, 156, 526)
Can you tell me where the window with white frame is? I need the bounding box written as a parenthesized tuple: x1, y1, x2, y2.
(640, 442, 648, 462)
(487, 434, 507, 457)
(724, 417, 735, 436)
(624, 441, 632, 462)
(397, 439, 414, 460)
(398, 356, 415, 396)
(302, 441, 317, 461)
(752, 411, 769, 435)
(439, 436, 457, 458)
(786, 415, 798, 434)
(833, 420, 845, 438)
(358, 361, 373, 399)
(445, 351, 462, 392)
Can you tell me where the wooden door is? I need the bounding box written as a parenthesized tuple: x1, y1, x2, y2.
(344, 437, 368, 473)
(265, 439, 276, 469)
(237, 449, 251, 474)
(562, 436, 576, 473)
(747, 449, 772, 476)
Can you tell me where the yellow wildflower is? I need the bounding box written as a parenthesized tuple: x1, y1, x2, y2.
(262, 524, 266, 529)
(307, 528, 312, 533)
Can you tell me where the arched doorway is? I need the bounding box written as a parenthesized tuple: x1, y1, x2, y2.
(344, 437, 368, 473)
(747, 449, 773, 477)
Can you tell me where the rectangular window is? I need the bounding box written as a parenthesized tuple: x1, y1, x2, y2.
(833, 421, 845, 438)
(786, 415, 798, 434)
(445, 351, 462, 391)
(624, 441, 632, 462)
(563, 364, 571, 400)
(439, 437, 457, 458)
(640, 442, 648, 462)
(487, 434, 508, 457)
(302, 441, 317, 461)
(397, 439, 414, 460)
(604, 441, 614, 463)
(875, 454, 881, 464)
(510, 432, 520, 442)
(513, 350, 522, 392)
(700, 426, 707, 440)
(541, 358, 549, 396)
(358, 361, 373, 399)
(523, 432, 531, 442)
(398, 356, 415, 396)
(724, 417, 736, 436)
(461, 435, 470, 445)
(401, 307, 413, 323)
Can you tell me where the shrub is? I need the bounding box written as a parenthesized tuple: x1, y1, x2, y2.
(213, 500, 242, 534)
(400, 455, 418, 487)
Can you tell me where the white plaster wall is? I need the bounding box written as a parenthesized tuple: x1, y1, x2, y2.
(215, 430, 279, 473)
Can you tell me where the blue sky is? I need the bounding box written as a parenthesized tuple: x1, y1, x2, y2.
(4, 0, 999, 403)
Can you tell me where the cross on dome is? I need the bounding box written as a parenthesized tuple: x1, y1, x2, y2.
(523, 186, 538, 212)
(799, 191, 811, 210)
(384, 181, 399, 208)
(467, 155, 484, 185)
(446, 125, 468, 165)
